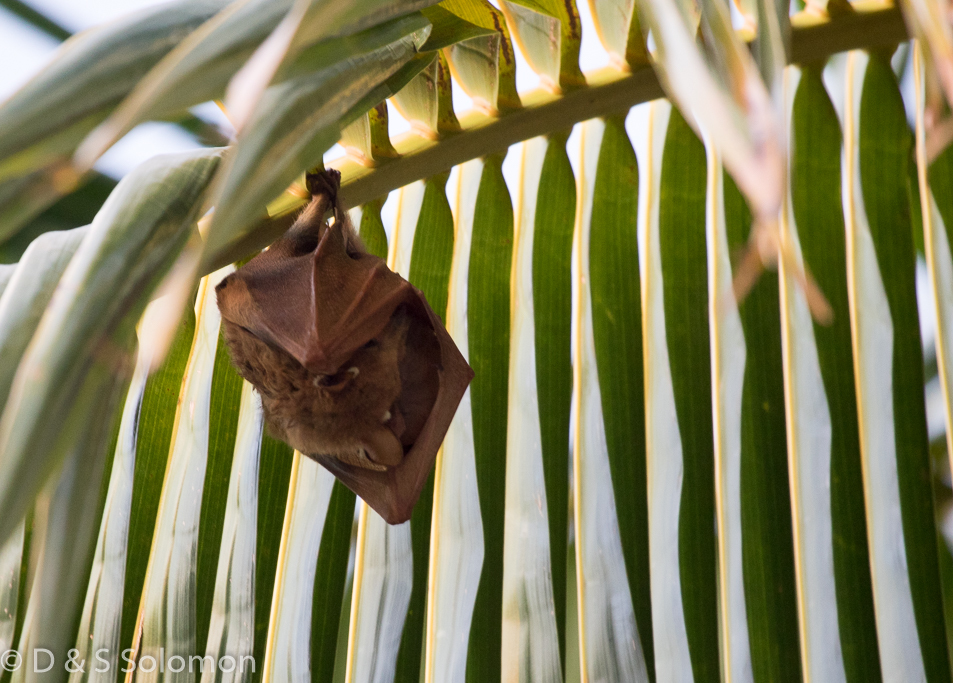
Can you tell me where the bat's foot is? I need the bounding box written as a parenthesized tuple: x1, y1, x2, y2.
(306, 168, 342, 200)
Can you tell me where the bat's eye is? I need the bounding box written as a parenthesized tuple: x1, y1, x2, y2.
(362, 339, 379, 350)
(315, 369, 352, 391)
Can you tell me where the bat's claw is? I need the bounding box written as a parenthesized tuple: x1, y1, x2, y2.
(306, 168, 342, 199)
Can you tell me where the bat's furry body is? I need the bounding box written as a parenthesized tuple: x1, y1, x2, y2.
(220, 308, 408, 471)
(216, 170, 472, 523)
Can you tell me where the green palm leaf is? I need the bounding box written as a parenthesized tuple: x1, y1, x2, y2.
(2, 2, 952, 683)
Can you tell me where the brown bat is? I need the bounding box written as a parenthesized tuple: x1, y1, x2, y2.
(216, 169, 473, 524)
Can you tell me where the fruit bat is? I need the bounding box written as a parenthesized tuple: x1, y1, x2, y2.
(216, 169, 473, 524)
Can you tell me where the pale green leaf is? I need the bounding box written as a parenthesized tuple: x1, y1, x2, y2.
(586, 0, 648, 66)
(203, 14, 431, 259)
(916, 45, 953, 543)
(131, 266, 232, 682)
(77, 0, 293, 168)
(340, 102, 402, 165)
(430, 0, 521, 114)
(530, 133, 575, 672)
(345, 510, 413, 683)
(466, 152, 513, 683)
(0, 148, 222, 548)
(587, 115, 653, 679)
(0, 226, 88, 412)
(0, 0, 228, 181)
(721, 144, 801, 683)
(752, 0, 789, 98)
(499, 0, 584, 90)
(354, 199, 388, 260)
(636, 0, 784, 222)
(225, 0, 439, 131)
(309, 480, 356, 683)
(0, 113, 102, 186)
(500, 136, 563, 681)
(571, 118, 647, 683)
(900, 0, 953, 108)
(68, 323, 155, 683)
(424, 158, 485, 682)
(250, 434, 293, 683)
(395, 173, 454, 683)
(0, 172, 114, 259)
(0, 171, 79, 246)
(418, 5, 496, 50)
(118, 301, 197, 663)
(0, 522, 24, 657)
(0, 264, 15, 296)
(202, 381, 264, 683)
(843, 48, 951, 681)
(640, 100, 714, 682)
(12, 358, 131, 683)
(391, 51, 460, 138)
(259, 456, 340, 682)
(196, 323, 247, 658)
(201, 50, 433, 278)
(784, 64, 880, 681)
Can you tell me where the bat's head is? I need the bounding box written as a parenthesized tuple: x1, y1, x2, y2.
(216, 171, 473, 524)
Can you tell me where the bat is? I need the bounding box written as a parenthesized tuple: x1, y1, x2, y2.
(215, 169, 473, 524)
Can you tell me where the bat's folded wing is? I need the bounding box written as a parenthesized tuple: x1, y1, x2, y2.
(218, 219, 415, 376)
(313, 295, 473, 525)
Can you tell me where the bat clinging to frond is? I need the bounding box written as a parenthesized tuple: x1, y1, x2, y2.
(216, 170, 472, 524)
